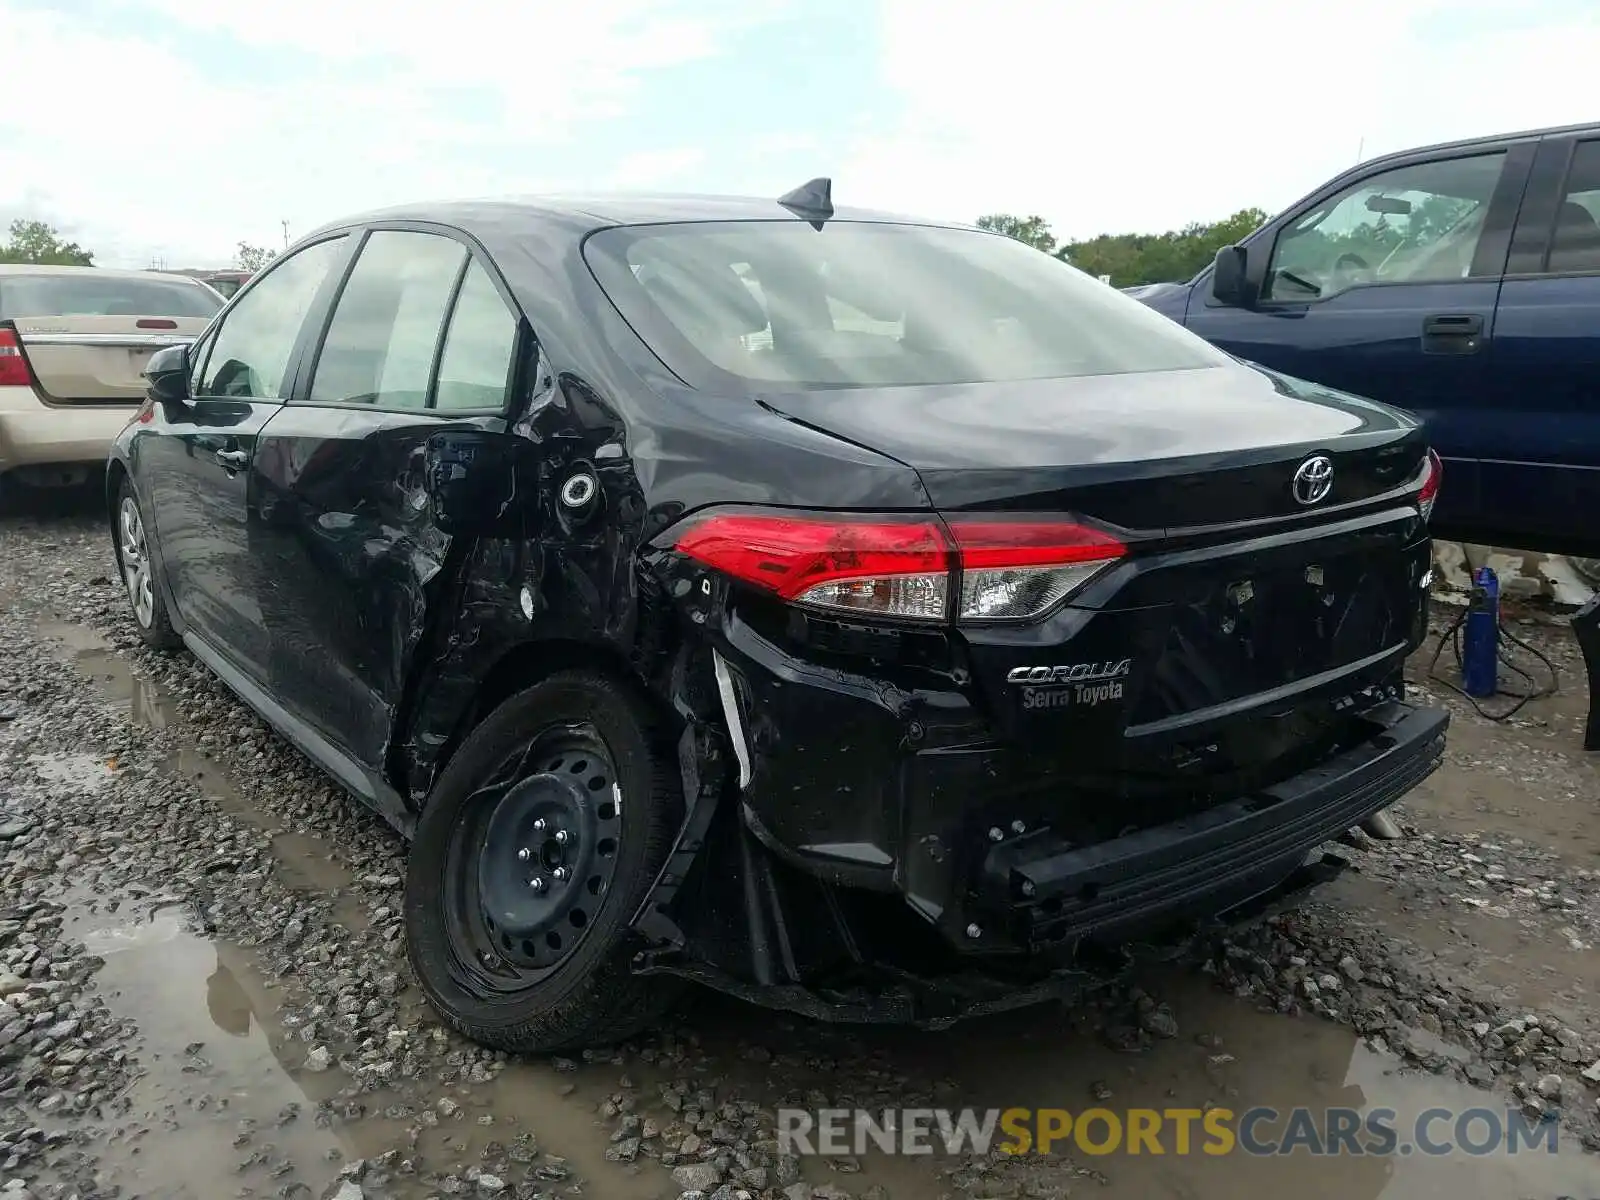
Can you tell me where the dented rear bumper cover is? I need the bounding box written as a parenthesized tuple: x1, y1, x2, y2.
(706, 606, 1445, 947)
(975, 700, 1447, 950)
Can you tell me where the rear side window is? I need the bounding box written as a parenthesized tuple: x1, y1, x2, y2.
(584, 221, 1227, 390)
(0, 274, 222, 319)
(1543, 139, 1600, 274)
(308, 231, 467, 409)
(434, 261, 519, 410)
(199, 237, 347, 400)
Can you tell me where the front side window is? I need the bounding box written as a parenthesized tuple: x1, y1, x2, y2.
(308, 231, 467, 409)
(198, 237, 347, 399)
(1264, 151, 1506, 302)
(584, 220, 1228, 390)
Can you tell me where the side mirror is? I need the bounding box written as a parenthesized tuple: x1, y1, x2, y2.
(143, 344, 191, 406)
(1210, 245, 1254, 307)
(424, 429, 538, 537)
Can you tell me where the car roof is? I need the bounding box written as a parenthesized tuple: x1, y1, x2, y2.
(309, 192, 977, 241)
(0, 263, 214, 286)
(1351, 118, 1600, 174)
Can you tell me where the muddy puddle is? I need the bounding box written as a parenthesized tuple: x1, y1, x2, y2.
(625, 975, 1600, 1199)
(35, 619, 369, 931)
(66, 895, 353, 1198)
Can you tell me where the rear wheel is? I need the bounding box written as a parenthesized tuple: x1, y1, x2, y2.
(405, 671, 683, 1052)
(114, 479, 180, 651)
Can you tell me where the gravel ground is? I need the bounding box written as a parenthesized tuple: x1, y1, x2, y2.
(0, 503, 1598, 1199)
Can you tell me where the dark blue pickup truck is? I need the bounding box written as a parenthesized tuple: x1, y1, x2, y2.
(1132, 121, 1600, 558)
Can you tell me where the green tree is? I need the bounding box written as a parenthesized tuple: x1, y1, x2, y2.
(236, 241, 277, 272)
(1056, 208, 1270, 288)
(0, 219, 94, 265)
(976, 213, 1058, 254)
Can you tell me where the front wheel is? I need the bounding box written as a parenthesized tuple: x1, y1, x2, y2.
(114, 478, 180, 651)
(405, 671, 683, 1052)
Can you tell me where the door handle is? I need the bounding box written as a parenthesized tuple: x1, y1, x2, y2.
(215, 448, 248, 470)
(1421, 313, 1484, 355)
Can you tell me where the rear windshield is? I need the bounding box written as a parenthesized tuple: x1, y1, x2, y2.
(584, 220, 1228, 389)
(0, 275, 222, 319)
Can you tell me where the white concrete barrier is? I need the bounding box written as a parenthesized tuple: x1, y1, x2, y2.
(1431, 542, 1598, 608)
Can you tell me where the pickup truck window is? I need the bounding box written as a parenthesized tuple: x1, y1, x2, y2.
(1544, 139, 1600, 274)
(1264, 151, 1506, 302)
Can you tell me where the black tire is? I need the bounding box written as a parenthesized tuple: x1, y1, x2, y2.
(405, 670, 683, 1052)
(113, 478, 181, 651)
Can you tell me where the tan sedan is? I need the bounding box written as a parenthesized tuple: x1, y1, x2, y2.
(0, 265, 223, 498)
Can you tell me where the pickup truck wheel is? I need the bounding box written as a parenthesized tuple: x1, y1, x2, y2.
(114, 480, 180, 651)
(405, 671, 683, 1053)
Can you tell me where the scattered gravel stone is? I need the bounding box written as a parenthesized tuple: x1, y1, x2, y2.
(672, 1163, 725, 1192)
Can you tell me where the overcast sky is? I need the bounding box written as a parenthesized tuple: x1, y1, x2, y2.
(2, 0, 1597, 269)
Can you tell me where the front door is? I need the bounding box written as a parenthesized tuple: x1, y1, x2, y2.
(1184, 145, 1532, 533)
(145, 235, 353, 685)
(247, 226, 527, 775)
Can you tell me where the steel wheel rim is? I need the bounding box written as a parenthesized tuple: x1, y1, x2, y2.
(118, 496, 155, 628)
(442, 722, 625, 998)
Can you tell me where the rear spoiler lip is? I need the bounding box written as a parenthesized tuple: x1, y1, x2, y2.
(0, 317, 180, 408)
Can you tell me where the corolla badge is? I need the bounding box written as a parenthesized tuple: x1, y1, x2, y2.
(1006, 659, 1131, 686)
(1292, 455, 1335, 505)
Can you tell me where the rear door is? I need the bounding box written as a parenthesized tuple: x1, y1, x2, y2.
(142, 236, 353, 684)
(247, 225, 528, 774)
(0, 273, 220, 402)
(1483, 134, 1600, 554)
(1183, 141, 1535, 534)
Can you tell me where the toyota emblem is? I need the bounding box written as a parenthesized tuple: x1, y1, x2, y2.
(1292, 455, 1334, 505)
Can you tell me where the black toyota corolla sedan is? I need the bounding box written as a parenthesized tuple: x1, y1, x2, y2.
(101, 181, 1447, 1051)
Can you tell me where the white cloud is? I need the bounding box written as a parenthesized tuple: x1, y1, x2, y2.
(0, 0, 775, 267)
(844, 0, 1600, 240)
(5, 0, 1600, 268)
(605, 147, 709, 189)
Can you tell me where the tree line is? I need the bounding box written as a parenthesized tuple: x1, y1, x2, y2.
(0, 219, 94, 265)
(976, 209, 1269, 287)
(0, 220, 282, 272)
(7, 213, 1279, 288)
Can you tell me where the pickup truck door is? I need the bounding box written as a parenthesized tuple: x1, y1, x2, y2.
(1182, 140, 1536, 538)
(1481, 134, 1600, 556)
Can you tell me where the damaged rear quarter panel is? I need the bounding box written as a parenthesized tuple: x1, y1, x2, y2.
(394, 229, 931, 809)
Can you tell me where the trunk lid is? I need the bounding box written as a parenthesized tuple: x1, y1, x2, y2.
(12, 316, 207, 402)
(759, 362, 1427, 530)
(762, 360, 1433, 785)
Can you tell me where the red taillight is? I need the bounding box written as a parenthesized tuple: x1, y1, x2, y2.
(0, 328, 33, 388)
(136, 318, 178, 330)
(1415, 448, 1442, 520)
(672, 510, 1126, 623)
(948, 519, 1126, 621)
(674, 513, 950, 620)
(945, 520, 1127, 568)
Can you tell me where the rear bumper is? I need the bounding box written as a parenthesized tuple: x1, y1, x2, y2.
(975, 699, 1447, 951)
(718, 604, 1439, 954)
(0, 386, 135, 473)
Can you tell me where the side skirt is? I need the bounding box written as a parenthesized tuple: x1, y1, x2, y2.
(182, 631, 415, 837)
